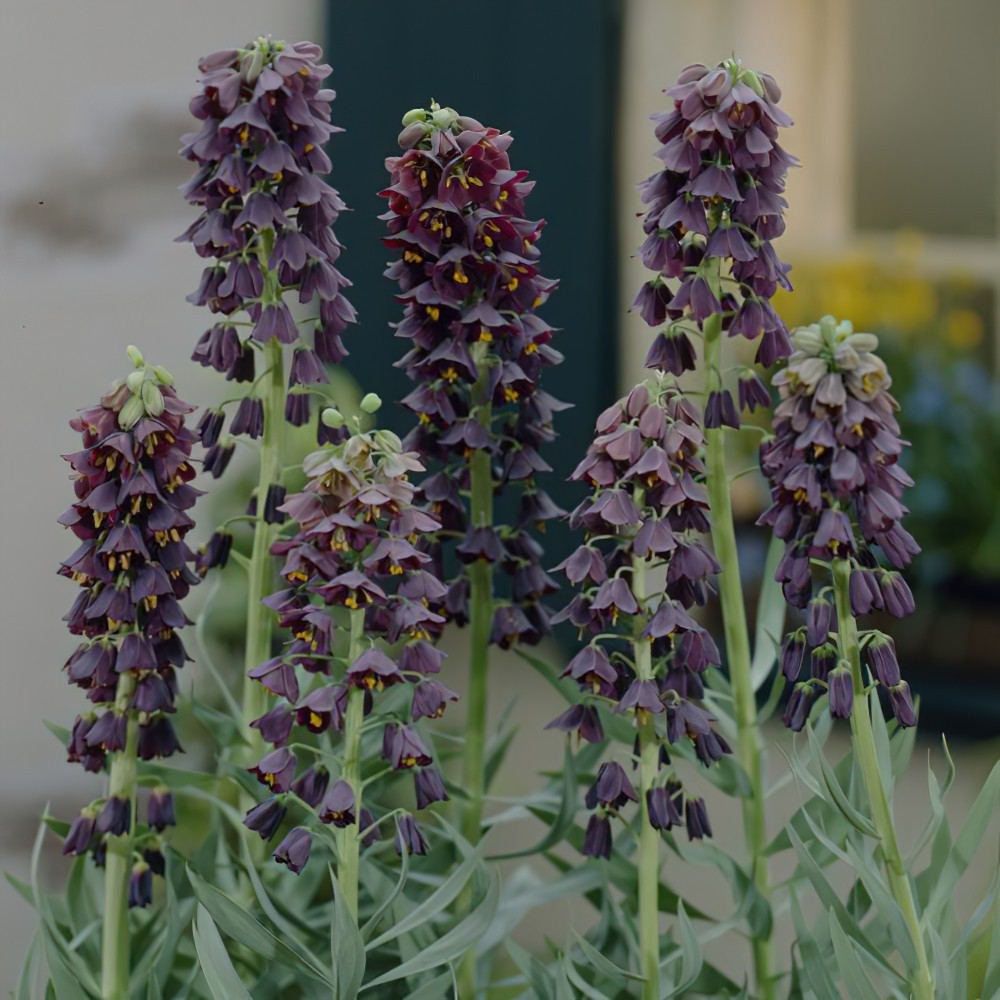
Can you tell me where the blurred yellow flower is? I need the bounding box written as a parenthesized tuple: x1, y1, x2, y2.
(944, 308, 984, 349)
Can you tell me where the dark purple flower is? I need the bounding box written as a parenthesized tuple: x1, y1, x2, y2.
(582, 813, 613, 859)
(585, 762, 638, 810)
(196, 531, 233, 576)
(394, 814, 429, 856)
(411, 680, 459, 721)
(738, 371, 771, 412)
(704, 390, 739, 430)
(319, 780, 356, 827)
(684, 796, 713, 840)
(544, 703, 604, 744)
(617, 679, 665, 715)
(646, 786, 683, 831)
(63, 809, 97, 856)
(290, 766, 329, 808)
(274, 827, 312, 874)
(147, 788, 175, 831)
(781, 682, 817, 732)
(414, 767, 449, 809)
(128, 863, 153, 908)
(250, 747, 297, 793)
(865, 634, 901, 687)
(385, 725, 432, 770)
(244, 797, 287, 841)
(251, 703, 294, 746)
(203, 441, 235, 478)
(96, 796, 131, 837)
(827, 665, 854, 719)
(887, 681, 917, 728)
(346, 648, 403, 691)
(806, 596, 834, 648)
(780, 630, 807, 681)
(632, 280, 673, 326)
(645, 329, 697, 376)
(230, 396, 264, 439)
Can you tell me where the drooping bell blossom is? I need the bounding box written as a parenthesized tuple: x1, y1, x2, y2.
(759, 316, 920, 729)
(179, 36, 356, 453)
(380, 102, 565, 649)
(242, 416, 453, 868)
(553, 377, 732, 857)
(58, 357, 200, 901)
(635, 58, 795, 414)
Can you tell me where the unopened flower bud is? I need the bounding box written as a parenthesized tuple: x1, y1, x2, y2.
(401, 107, 428, 126)
(152, 365, 174, 386)
(373, 429, 402, 453)
(141, 381, 165, 417)
(360, 392, 382, 414)
(118, 394, 145, 430)
(126, 345, 145, 368)
(321, 407, 345, 429)
(430, 107, 458, 130)
(126, 370, 146, 395)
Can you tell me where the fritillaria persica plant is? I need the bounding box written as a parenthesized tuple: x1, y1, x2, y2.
(19, 39, 999, 1000)
(58, 352, 199, 997)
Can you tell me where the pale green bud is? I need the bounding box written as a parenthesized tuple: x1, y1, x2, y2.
(119, 394, 145, 430)
(152, 365, 174, 386)
(742, 68, 765, 97)
(401, 108, 428, 126)
(126, 370, 146, 394)
(360, 392, 382, 414)
(141, 382, 165, 417)
(430, 107, 458, 130)
(373, 429, 403, 453)
(126, 345, 145, 368)
(321, 407, 345, 429)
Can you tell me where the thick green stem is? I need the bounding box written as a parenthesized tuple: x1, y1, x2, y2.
(832, 559, 934, 1000)
(102, 672, 138, 1000)
(703, 310, 776, 999)
(457, 355, 494, 998)
(632, 545, 661, 1000)
(337, 609, 367, 919)
(242, 337, 285, 746)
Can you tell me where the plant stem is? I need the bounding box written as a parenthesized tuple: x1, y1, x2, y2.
(702, 309, 776, 1000)
(242, 336, 285, 746)
(102, 672, 138, 1000)
(832, 559, 934, 1000)
(632, 540, 661, 1000)
(338, 608, 367, 919)
(457, 351, 494, 998)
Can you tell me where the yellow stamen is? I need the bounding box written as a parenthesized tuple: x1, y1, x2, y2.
(309, 711, 323, 729)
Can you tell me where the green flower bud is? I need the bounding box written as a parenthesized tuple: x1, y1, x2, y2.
(321, 407, 345, 429)
(373, 429, 403, 454)
(126, 345, 145, 368)
(360, 392, 382, 414)
(126, 370, 146, 394)
(152, 365, 174, 386)
(741, 68, 765, 97)
(430, 107, 458, 130)
(119, 394, 145, 431)
(141, 382, 165, 417)
(401, 108, 428, 126)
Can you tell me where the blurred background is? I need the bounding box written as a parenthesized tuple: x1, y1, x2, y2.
(2, 0, 998, 990)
